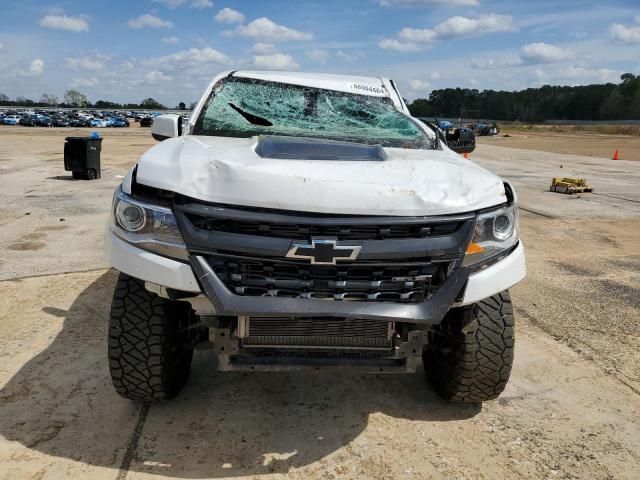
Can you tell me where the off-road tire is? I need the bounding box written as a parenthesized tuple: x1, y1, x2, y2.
(108, 273, 196, 401)
(423, 291, 514, 403)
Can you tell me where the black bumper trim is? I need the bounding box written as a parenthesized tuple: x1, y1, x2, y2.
(191, 255, 470, 324)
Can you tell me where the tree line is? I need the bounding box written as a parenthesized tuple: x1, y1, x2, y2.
(0, 89, 194, 110)
(4, 74, 640, 121)
(408, 73, 640, 122)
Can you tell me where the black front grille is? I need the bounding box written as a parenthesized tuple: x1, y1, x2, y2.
(175, 200, 472, 306)
(207, 253, 451, 304)
(190, 214, 461, 241)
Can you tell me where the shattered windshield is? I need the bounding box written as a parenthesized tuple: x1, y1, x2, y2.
(192, 78, 434, 149)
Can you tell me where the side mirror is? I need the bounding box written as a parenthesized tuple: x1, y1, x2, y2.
(445, 127, 476, 154)
(151, 114, 182, 141)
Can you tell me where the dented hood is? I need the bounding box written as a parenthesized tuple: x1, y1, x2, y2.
(135, 136, 506, 216)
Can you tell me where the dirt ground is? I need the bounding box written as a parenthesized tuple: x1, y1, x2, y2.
(0, 125, 639, 480)
(477, 128, 640, 161)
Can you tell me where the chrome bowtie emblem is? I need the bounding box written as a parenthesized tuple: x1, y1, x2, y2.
(286, 238, 361, 265)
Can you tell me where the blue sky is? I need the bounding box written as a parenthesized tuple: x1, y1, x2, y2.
(0, 0, 639, 106)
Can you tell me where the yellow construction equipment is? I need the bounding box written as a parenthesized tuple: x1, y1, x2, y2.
(550, 177, 593, 194)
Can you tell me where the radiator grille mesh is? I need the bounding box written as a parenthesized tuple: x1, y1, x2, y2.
(243, 317, 392, 349)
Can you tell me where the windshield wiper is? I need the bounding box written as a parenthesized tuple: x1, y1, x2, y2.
(228, 103, 272, 126)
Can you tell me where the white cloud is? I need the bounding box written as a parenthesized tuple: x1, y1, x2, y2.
(564, 66, 620, 84)
(30, 59, 44, 75)
(520, 42, 571, 64)
(162, 36, 180, 44)
(40, 14, 89, 32)
(380, 0, 479, 6)
(379, 38, 422, 51)
(0, 42, 3, 51)
(71, 77, 98, 88)
(190, 0, 213, 8)
(215, 8, 245, 24)
(336, 50, 364, 63)
(307, 49, 330, 63)
(65, 54, 109, 71)
(253, 53, 299, 70)
(235, 17, 312, 42)
(397, 27, 437, 46)
(153, 0, 213, 7)
(250, 43, 276, 54)
(409, 79, 430, 90)
(145, 71, 173, 84)
(382, 14, 515, 52)
(145, 46, 232, 71)
(471, 57, 497, 69)
(472, 43, 572, 70)
(128, 14, 173, 29)
(470, 54, 522, 69)
(153, 0, 186, 7)
(336, 50, 363, 62)
(16, 59, 45, 77)
(433, 14, 515, 39)
(609, 23, 640, 44)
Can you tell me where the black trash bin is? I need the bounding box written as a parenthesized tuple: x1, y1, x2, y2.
(64, 136, 102, 180)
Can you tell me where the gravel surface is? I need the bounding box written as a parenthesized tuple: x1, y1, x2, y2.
(477, 129, 640, 161)
(0, 125, 638, 479)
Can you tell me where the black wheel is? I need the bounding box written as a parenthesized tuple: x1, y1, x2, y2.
(423, 291, 515, 403)
(86, 169, 97, 180)
(108, 273, 198, 401)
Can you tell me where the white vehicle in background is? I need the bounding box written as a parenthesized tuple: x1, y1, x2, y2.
(2, 114, 21, 125)
(105, 71, 526, 403)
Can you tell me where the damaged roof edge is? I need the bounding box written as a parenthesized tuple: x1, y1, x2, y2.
(231, 71, 391, 97)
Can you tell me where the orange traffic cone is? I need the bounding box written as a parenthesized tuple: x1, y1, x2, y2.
(612, 149, 620, 160)
(463, 152, 469, 159)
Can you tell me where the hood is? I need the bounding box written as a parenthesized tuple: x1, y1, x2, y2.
(135, 135, 506, 216)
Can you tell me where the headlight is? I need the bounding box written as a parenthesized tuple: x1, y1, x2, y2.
(111, 188, 188, 260)
(115, 202, 146, 232)
(463, 203, 519, 268)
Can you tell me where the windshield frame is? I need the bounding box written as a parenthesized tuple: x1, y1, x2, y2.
(191, 77, 435, 149)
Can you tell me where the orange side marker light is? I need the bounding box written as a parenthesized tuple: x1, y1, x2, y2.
(466, 242, 485, 255)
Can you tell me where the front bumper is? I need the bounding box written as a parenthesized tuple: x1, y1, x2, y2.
(105, 228, 526, 323)
(105, 229, 200, 292)
(459, 241, 526, 305)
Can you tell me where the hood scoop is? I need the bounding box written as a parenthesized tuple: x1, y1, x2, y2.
(255, 135, 387, 161)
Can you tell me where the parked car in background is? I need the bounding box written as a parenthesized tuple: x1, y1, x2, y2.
(34, 115, 53, 127)
(112, 117, 130, 128)
(139, 116, 154, 127)
(19, 115, 38, 127)
(68, 118, 88, 127)
(475, 122, 500, 136)
(3, 115, 21, 125)
(52, 117, 70, 127)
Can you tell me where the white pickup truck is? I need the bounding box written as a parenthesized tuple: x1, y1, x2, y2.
(105, 71, 526, 403)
